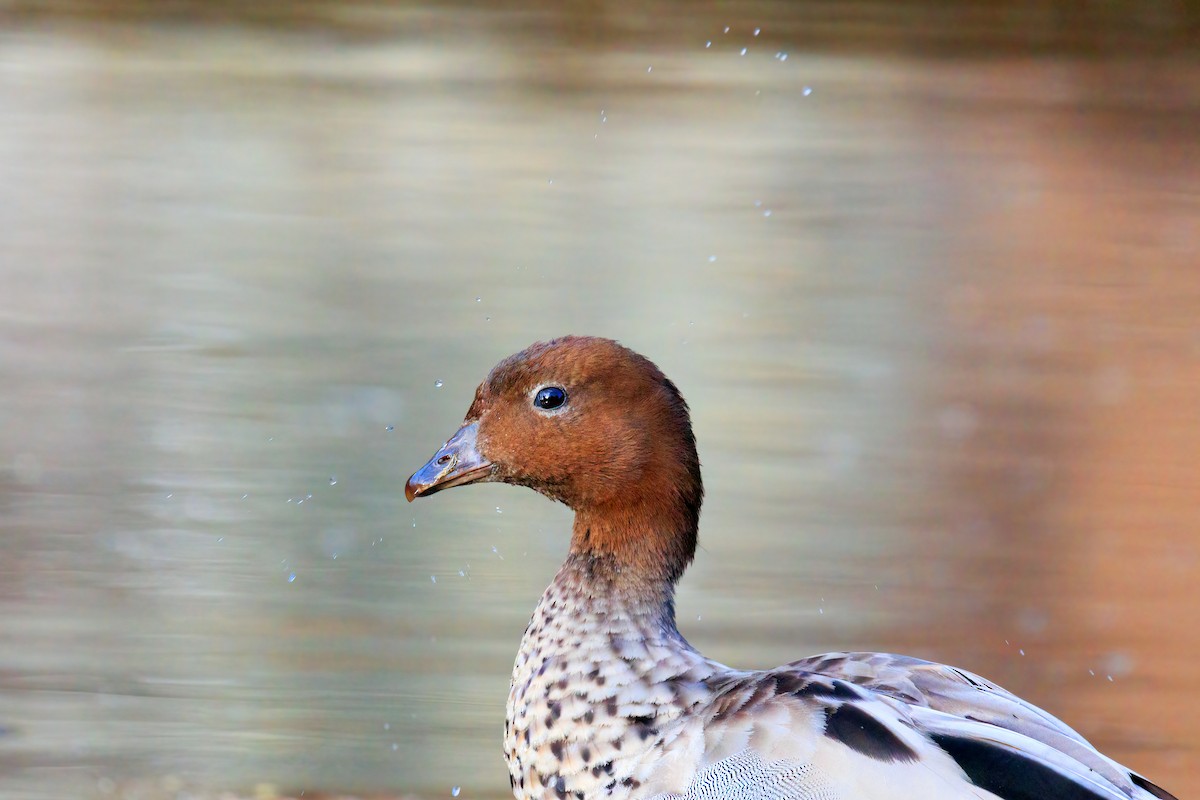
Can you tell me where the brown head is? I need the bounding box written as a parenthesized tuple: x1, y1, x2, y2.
(405, 336, 703, 584)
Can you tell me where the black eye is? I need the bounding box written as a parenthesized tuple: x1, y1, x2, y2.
(534, 386, 567, 411)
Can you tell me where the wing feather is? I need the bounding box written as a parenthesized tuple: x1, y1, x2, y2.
(652, 652, 1178, 800)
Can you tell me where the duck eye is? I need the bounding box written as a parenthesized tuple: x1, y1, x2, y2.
(533, 386, 567, 411)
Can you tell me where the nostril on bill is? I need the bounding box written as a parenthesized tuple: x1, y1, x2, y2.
(436, 454, 453, 466)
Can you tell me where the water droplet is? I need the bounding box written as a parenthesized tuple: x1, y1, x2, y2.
(779, 53, 788, 61)
(217, 537, 224, 543)
(385, 425, 394, 432)
(1019, 649, 1026, 656)
(763, 209, 772, 217)
(705, 41, 712, 48)
(803, 86, 813, 96)
(485, 316, 491, 322)
(495, 506, 503, 514)
(430, 575, 437, 584)
(459, 569, 466, 577)
(647, 65, 652, 72)
(434, 380, 444, 388)
(739, 47, 747, 56)
(723, 26, 730, 33)
(475, 296, 482, 302)
(329, 476, 338, 485)
(165, 493, 173, 499)
(392, 743, 399, 751)
(287, 573, 296, 583)
(753, 28, 761, 36)
(708, 255, 717, 262)
(452, 788, 461, 798)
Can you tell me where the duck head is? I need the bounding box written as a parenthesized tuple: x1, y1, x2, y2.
(406, 336, 703, 582)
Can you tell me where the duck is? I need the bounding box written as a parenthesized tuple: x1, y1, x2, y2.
(404, 335, 1178, 800)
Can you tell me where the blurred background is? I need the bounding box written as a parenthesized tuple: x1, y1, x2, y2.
(1, 2, 1198, 799)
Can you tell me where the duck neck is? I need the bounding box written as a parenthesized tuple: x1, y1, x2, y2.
(554, 546, 681, 629)
(568, 493, 699, 597)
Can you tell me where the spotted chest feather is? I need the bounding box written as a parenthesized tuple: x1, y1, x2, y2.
(504, 560, 715, 800)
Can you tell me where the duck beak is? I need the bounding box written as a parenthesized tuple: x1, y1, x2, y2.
(405, 421, 495, 502)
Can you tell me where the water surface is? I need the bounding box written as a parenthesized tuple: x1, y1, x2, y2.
(1, 9, 1198, 800)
